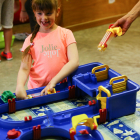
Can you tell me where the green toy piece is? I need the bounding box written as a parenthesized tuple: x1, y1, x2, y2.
(1, 91, 16, 103)
(0, 31, 15, 49)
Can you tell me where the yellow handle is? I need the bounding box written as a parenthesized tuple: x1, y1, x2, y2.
(110, 75, 128, 85)
(107, 26, 122, 36)
(98, 86, 111, 97)
(96, 86, 111, 109)
(92, 64, 109, 74)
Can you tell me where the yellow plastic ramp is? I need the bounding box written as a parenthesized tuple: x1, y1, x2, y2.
(92, 65, 109, 82)
(109, 75, 128, 94)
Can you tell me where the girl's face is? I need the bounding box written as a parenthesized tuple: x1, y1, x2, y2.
(34, 8, 60, 33)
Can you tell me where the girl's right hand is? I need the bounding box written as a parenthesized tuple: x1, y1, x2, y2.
(15, 85, 27, 100)
(41, 82, 56, 96)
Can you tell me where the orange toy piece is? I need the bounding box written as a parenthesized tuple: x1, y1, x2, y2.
(98, 24, 122, 51)
(47, 88, 56, 94)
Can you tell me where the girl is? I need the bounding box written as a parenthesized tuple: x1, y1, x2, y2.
(15, 0, 79, 99)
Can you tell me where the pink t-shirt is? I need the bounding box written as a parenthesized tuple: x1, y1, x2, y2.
(21, 26, 76, 89)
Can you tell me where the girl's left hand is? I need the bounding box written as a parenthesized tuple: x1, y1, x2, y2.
(41, 82, 56, 96)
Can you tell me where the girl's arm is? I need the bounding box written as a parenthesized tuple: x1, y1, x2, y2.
(15, 54, 32, 99)
(41, 43, 79, 95)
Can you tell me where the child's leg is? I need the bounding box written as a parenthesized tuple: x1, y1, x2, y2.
(1, 0, 14, 29)
(3, 28, 13, 53)
(0, 0, 14, 60)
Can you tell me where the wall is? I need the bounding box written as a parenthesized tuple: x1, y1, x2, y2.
(61, 0, 139, 31)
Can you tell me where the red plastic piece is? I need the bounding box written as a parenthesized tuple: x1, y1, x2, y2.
(60, 78, 67, 84)
(79, 129, 89, 134)
(88, 101, 92, 106)
(68, 85, 76, 99)
(104, 43, 107, 48)
(33, 125, 41, 140)
(7, 129, 21, 139)
(88, 100, 96, 106)
(24, 115, 32, 121)
(109, 24, 114, 29)
(24, 116, 27, 121)
(8, 98, 16, 114)
(109, 24, 119, 29)
(29, 115, 32, 120)
(93, 123, 97, 130)
(99, 108, 107, 124)
(69, 128, 76, 140)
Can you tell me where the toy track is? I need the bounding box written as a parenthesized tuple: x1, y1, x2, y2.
(0, 62, 139, 140)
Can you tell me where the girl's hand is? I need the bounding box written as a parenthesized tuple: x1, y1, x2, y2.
(15, 85, 27, 100)
(41, 82, 56, 96)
